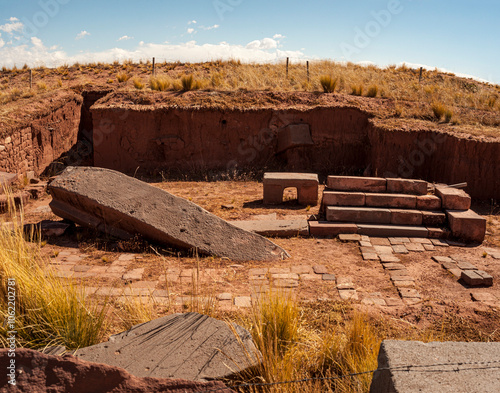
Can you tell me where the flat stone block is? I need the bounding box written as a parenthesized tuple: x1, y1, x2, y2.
(327, 176, 386, 192)
(336, 276, 354, 289)
(475, 270, 493, 286)
(423, 244, 435, 251)
(386, 178, 428, 195)
(359, 240, 372, 247)
(470, 292, 497, 303)
(384, 297, 404, 307)
(390, 274, 414, 282)
(374, 245, 393, 255)
(448, 269, 463, 278)
(427, 227, 448, 239)
(274, 279, 299, 288)
(398, 288, 422, 299)
(322, 274, 336, 281)
(365, 193, 417, 209)
(431, 238, 449, 247)
(362, 297, 387, 306)
(461, 270, 488, 286)
(363, 253, 379, 261)
(390, 209, 423, 226)
(291, 265, 312, 274)
(405, 243, 425, 252)
(327, 206, 391, 224)
(447, 209, 487, 243)
(392, 280, 416, 288)
(249, 268, 268, 276)
(309, 221, 358, 237)
(338, 233, 361, 242)
(456, 261, 477, 270)
(232, 219, 309, 237)
(371, 238, 391, 246)
(416, 195, 442, 210)
(300, 273, 320, 281)
(411, 237, 432, 244)
(383, 263, 406, 270)
(436, 185, 471, 210)
(338, 289, 358, 301)
(361, 246, 377, 253)
(323, 191, 365, 207)
(358, 224, 428, 238)
(441, 261, 458, 270)
(389, 237, 411, 245)
(313, 265, 328, 274)
(269, 267, 290, 274)
(271, 273, 299, 280)
(379, 255, 401, 263)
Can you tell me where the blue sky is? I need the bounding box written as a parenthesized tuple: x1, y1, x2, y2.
(0, 0, 499, 83)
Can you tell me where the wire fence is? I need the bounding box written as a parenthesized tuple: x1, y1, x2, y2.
(193, 359, 500, 393)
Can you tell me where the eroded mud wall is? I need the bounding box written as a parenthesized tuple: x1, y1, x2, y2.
(368, 124, 500, 199)
(91, 106, 371, 175)
(0, 92, 83, 176)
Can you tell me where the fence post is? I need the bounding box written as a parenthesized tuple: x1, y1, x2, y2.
(30, 69, 32, 89)
(419, 67, 423, 83)
(286, 57, 289, 79)
(152, 57, 156, 77)
(307, 61, 310, 83)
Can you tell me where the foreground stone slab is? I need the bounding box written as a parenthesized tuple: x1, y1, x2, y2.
(326, 206, 391, 224)
(231, 219, 309, 237)
(276, 124, 314, 153)
(386, 178, 427, 195)
(76, 313, 260, 381)
(357, 224, 428, 238)
(370, 340, 500, 393)
(447, 209, 486, 243)
(263, 172, 319, 205)
(49, 167, 287, 261)
(309, 221, 358, 237)
(0, 348, 235, 393)
(435, 185, 471, 210)
(327, 176, 386, 192)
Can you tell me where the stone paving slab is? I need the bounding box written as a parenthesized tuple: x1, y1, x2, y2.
(338, 289, 358, 301)
(338, 233, 362, 242)
(363, 253, 379, 261)
(379, 255, 401, 263)
(392, 245, 409, 254)
(313, 265, 328, 274)
(410, 237, 432, 244)
(371, 238, 391, 246)
(374, 245, 393, 255)
(405, 243, 425, 252)
(388, 237, 411, 244)
(431, 238, 449, 247)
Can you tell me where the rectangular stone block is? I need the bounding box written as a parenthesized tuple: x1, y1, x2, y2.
(309, 221, 358, 237)
(357, 224, 428, 238)
(422, 211, 446, 226)
(386, 178, 428, 195)
(436, 186, 471, 210)
(461, 270, 487, 286)
(327, 176, 386, 192)
(326, 206, 391, 224)
(416, 195, 442, 210)
(276, 124, 313, 153)
(232, 219, 309, 237)
(447, 209, 486, 243)
(365, 193, 417, 209)
(322, 191, 365, 207)
(390, 209, 423, 226)
(427, 227, 448, 239)
(263, 172, 319, 206)
(475, 270, 493, 286)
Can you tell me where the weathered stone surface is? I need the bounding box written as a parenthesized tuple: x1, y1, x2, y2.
(327, 206, 391, 224)
(0, 348, 235, 393)
(263, 172, 318, 205)
(76, 313, 260, 381)
(276, 124, 314, 153)
(461, 270, 493, 286)
(365, 193, 417, 209)
(338, 233, 361, 242)
(309, 221, 358, 237)
(49, 167, 287, 261)
(357, 224, 428, 238)
(390, 209, 423, 225)
(0, 171, 17, 193)
(338, 289, 358, 300)
(427, 227, 448, 239)
(386, 178, 428, 195)
(435, 185, 471, 210)
(422, 211, 446, 227)
(416, 195, 442, 210)
(322, 191, 365, 206)
(370, 340, 500, 393)
(405, 242, 425, 252)
(327, 176, 386, 192)
(447, 209, 486, 243)
(231, 219, 309, 237)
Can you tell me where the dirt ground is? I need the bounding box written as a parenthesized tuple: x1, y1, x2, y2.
(8, 179, 500, 340)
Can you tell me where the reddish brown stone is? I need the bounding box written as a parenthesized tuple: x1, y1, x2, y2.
(0, 348, 235, 392)
(263, 172, 319, 206)
(416, 195, 442, 210)
(326, 206, 391, 224)
(447, 209, 486, 243)
(436, 186, 471, 210)
(327, 176, 386, 192)
(390, 209, 423, 225)
(309, 221, 358, 237)
(365, 193, 417, 209)
(322, 191, 365, 206)
(422, 211, 446, 226)
(386, 178, 427, 195)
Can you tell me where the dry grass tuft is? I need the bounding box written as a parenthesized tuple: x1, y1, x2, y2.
(320, 75, 338, 93)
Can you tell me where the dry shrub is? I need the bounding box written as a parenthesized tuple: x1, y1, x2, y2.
(320, 75, 338, 93)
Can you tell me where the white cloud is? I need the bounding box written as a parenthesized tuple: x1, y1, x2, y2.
(246, 37, 278, 50)
(0, 18, 24, 34)
(75, 30, 90, 40)
(187, 28, 195, 34)
(188, 20, 197, 25)
(118, 35, 133, 41)
(0, 36, 306, 69)
(273, 34, 285, 40)
(0, 37, 4, 49)
(201, 24, 220, 30)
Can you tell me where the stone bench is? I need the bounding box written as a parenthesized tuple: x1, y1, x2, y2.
(263, 173, 319, 206)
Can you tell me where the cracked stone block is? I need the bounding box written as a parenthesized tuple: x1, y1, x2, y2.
(461, 270, 486, 286)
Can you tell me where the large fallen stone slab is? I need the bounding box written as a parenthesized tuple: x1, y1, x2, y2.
(231, 219, 309, 237)
(370, 340, 500, 393)
(48, 167, 288, 261)
(75, 312, 261, 381)
(0, 348, 235, 392)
